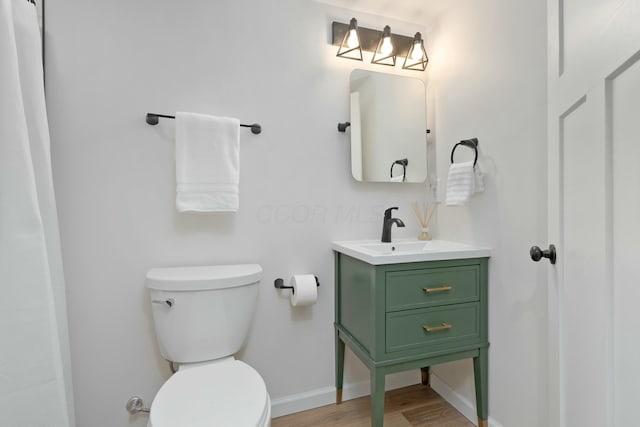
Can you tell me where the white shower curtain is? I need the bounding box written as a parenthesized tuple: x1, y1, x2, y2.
(0, 0, 74, 425)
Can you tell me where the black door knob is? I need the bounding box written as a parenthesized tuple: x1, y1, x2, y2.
(530, 245, 556, 264)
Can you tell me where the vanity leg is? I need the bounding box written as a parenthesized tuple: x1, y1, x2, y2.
(473, 347, 488, 427)
(335, 329, 345, 404)
(370, 369, 385, 427)
(420, 367, 430, 386)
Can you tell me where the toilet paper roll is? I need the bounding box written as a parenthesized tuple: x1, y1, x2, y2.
(290, 274, 318, 307)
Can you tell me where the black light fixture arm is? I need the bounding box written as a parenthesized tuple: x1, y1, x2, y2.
(145, 113, 262, 135)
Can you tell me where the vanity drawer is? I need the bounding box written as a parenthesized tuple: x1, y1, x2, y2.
(385, 265, 479, 312)
(385, 303, 480, 353)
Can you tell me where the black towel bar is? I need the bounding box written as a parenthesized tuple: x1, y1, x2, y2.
(390, 158, 408, 181)
(145, 113, 262, 135)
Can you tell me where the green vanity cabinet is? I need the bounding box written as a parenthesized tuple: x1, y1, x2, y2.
(334, 252, 489, 427)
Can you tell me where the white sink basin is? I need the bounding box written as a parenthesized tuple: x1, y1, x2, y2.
(353, 241, 429, 254)
(332, 239, 491, 265)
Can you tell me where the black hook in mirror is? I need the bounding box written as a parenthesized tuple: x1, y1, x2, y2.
(450, 138, 479, 166)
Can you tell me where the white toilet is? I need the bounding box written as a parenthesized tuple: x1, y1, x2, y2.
(146, 264, 271, 427)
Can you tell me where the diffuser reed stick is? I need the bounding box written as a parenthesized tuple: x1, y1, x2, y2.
(411, 201, 438, 241)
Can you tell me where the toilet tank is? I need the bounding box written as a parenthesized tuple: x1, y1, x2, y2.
(146, 264, 261, 364)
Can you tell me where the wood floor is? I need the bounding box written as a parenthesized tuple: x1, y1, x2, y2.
(271, 384, 474, 427)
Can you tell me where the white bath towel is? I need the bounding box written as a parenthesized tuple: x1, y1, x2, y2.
(445, 161, 475, 206)
(175, 112, 240, 212)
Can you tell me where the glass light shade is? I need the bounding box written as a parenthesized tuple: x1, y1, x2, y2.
(347, 29, 359, 48)
(337, 18, 363, 61)
(402, 32, 428, 71)
(411, 41, 423, 60)
(381, 36, 393, 55)
(371, 25, 396, 66)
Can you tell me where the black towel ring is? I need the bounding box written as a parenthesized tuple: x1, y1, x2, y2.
(450, 138, 479, 166)
(390, 158, 408, 181)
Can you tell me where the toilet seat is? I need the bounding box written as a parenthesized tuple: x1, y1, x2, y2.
(149, 360, 270, 427)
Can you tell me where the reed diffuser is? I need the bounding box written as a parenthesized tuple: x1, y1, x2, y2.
(411, 201, 438, 241)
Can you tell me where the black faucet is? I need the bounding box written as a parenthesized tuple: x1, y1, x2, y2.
(381, 207, 405, 243)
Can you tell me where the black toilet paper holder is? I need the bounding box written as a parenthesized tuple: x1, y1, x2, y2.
(274, 276, 320, 292)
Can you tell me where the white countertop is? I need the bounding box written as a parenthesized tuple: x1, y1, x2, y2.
(332, 239, 491, 265)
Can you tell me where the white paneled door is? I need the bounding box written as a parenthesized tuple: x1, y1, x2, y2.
(547, 1, 640, 426)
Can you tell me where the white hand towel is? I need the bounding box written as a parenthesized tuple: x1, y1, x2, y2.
(445, 161, 475, 206)
(390, 175, 404, 183)
(175, 112, 240, 212)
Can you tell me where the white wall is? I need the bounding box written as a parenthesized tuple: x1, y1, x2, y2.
(45, 1, 550, 426)
(425, 1, 548, 426)
(45, 1, 430, 426)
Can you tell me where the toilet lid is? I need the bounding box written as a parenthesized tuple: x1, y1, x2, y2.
(149, 360, 269, 427)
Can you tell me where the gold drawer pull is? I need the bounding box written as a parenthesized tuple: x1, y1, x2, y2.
(423, 322, 453, 332)
(423, 285, 453, 294)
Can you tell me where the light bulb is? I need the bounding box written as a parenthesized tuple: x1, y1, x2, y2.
(411, 41, 423, 61)
(380, 36, 393, 56)
(347, 29, 359, 49)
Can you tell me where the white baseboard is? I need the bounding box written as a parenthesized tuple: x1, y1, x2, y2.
(429, 373, 504, 427)
(270, 371, 420, 418)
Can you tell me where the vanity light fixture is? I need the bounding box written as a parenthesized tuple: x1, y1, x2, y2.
(336, 18, 363, 61)
(371, 25, 396, 66)
(402, 32, 429, 71)
(332, 20, 428, 71)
